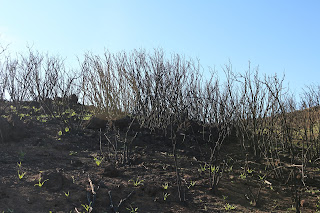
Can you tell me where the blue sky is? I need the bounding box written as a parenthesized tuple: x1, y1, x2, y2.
(0, 1, 319, 97)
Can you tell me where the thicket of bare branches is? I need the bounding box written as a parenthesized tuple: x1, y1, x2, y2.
(1, 47, 320, 207)
(2, 47, 320, 162)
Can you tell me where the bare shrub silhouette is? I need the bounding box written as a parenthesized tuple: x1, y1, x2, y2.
(1, 46, 320, 211)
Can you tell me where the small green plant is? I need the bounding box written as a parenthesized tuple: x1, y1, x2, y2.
(306, 189, 320, 194)
(162, 164, 168, 170)
(258, 174, 266, 180)
(287, 205, 296, 211)
(224, 203, 236, 211)
(64, 191, 70, 197)
(129, 177, 144, 187)
(227, 165, 233, 172)
(270, 185, 274, 191)
(83, 114, 92, 121)
(163, 192, 170, 201)
(223, 195, 228, 200)
(32, 106, 40, 112)
(162, 182, 169, 190)
(247, 168, 254, 174)
(210, 165, 219, 173)
(314, 167, 320, 172)
(58, 130, 63, 136)
(81, 202, 92, 212)
(10, 105, 16, 112)
(70, 111, 76, 117)
(34, 177, 49, 187)
(187, 180, 196, 189)
(249, 200, 255, 206)
(199, 163, 207, 172)
(71, 176, 75, 183)
(239, 172, 247, 180)
(93, 156, 104, 166)
(126, 205, 138, 213)
(17, 161, 22, 168)
(69, 151, 78, 156)
(18, 170, 26, 179)
(65, 127, 70, 132)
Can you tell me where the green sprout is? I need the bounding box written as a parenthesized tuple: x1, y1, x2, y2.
(17, 161, 22, 168)
(227, 165, 233, 172)
(65, 127, 70, 132)
(18, 170, 26, 179)
(210, 165, 219, 173)
(287, 205, 296, 211)
(34, 177, 49, 187)
(58, 130, 63, 136)
(71, 176, 75, 183)
(10, 105, 16, 112)
(223, 195, 228, 200)
(247, 168, 254, 174)
(224, 203, 237, 211)
(82, 113, 92, 121)
(163, 192, 170, 201)
(69, 151, 78, 156)
(129, 177, 144, 187)
(239, 173, 247, 180)
(93, 156, 104, 166)
(162, 182, 169, 190)
(64, 191, 70, 197)
(126, 205, 138, 213)
(258, 174, 266, 180)
(187, 180, 196, 189)
(81, 202, 92, 212)
(199, 163, 207, 172)
(33, 106, 40, 112)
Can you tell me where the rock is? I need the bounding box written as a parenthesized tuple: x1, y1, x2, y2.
(300, 199, 308, 207)
(53, 94, 78, 105)
(83, 115, 109, 130)
(68, 94, 78, 104)
(111, 115, 140, 131)
(42, 171, 72, 192)
(84, 114, 140, 131)
(183, 119, 202, 134)
(102, 164, 120, 178)
(0, 114, 28, 143)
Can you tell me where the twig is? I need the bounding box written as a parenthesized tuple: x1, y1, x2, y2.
(108, 190, 135, 213)
(118, 190, 135, 208)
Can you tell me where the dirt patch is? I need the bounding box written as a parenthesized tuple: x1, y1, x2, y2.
(1, 103, 320, 213)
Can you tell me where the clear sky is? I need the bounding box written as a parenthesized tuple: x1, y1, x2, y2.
(0, 0, 319, 97)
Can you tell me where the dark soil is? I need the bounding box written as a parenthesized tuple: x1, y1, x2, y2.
(1, 102, 320, 213)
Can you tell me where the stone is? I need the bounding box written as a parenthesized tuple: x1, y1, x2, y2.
(111, 115, 140, 131)
(102, 164, 120, 178)
(42, 171, 72, 192)
(0, 114, 28, 143)
(83, 115, 109, 130)
(83, 114, 140, 131)
(68, 94, 78, 104)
